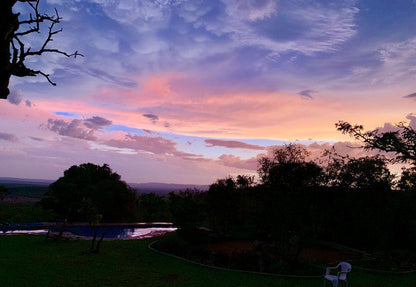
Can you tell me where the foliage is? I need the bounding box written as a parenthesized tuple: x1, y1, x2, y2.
(0, 185, 10, 201)
(0, 202, 55, 223)
(327, 156, 394, 190)
(41, 163, 138, 222)
(336, 120, 416, 164)
(168, 190, 206, 238)
(138, 192, 170, 222)
(206, 177, 252, 237)
(200, 145, 416, 256)
(397, 167, 416, 192)
(258, 144, 323, 190)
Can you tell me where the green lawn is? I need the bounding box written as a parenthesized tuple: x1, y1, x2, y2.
(0, 202, 55, 223)
(0, 235, 415, 287)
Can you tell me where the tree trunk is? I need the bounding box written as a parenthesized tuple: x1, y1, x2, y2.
(89, 223, 97, 251)
(0, 0, 19, 99)
(57, 219, 67, 239)
(94, 232, 105, 254)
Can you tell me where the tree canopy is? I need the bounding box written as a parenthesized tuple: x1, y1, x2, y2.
(258, 144, 322, 190)
(336, 120, 416, 164)
(41, 163, 138, 222)
(0, 185, 10, 201)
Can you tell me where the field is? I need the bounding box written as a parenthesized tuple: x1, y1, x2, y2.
(1, 235, 415, 287)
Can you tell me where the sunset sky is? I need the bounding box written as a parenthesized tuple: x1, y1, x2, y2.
(1, 0, 416, 184)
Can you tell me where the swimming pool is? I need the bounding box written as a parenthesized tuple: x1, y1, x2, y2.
(1, 223, 177, 239)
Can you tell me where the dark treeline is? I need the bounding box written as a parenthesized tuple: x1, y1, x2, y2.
(38, 145, 416, 257)
(148, 145, 416, 257)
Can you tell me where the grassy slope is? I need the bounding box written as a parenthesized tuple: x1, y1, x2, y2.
(0, 202, 55, 222)
(0, 236, 415, 287)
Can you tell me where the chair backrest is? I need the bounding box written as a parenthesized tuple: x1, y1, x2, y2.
(337, 262, 352, 280)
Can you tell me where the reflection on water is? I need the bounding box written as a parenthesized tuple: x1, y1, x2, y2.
(1, 224, 177, 239)
(3, 229, 48, 235)
(117, 227, 177, 239)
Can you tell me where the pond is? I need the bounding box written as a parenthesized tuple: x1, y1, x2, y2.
(0, 222, 177, 239)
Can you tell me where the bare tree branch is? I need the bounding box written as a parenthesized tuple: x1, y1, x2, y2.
(0, 0, 82, 99)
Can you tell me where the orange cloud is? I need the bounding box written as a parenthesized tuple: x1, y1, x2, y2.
(30, 73, 414, 142)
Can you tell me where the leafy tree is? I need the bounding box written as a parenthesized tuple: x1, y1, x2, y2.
(168, 190, 206, 239)
(138, 192, 169, 222)
(329, 156, 394, 190)
(0, 185, 11, 222)
(41, 163, 138, 223)
(207, 177, 242, 236)
(258, 144, 322, 190)
(336, 120, 416, 164)
(0, 185, 10, 201)
(397, 167, 416, 192)
(1, 0, 81, 99)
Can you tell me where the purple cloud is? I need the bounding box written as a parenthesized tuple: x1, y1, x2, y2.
(7, 90, 33, 107)
(0, 132, 18, 142)
(403, 92, 416, 99)
(84, 116, 112, 130)
(29, 136, 44, 142)
(218, 154, 259, 170)
(105, 134, 201, 159)
(7, 90, 24, 105)
(47, 119, 96, 140)
(205, 139, 265, 150)
(143, 114, 159, 123)
(298, 89, 317, 99)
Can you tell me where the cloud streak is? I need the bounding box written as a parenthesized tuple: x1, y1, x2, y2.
(104, 133, 201, 159)
(403, 92, 416, 99)
(298, 89, 317, 99)
(205, 139, 265, 150)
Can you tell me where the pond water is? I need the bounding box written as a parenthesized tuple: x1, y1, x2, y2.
(0, 223, 177, 239)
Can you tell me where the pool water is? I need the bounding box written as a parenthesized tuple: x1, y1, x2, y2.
(1, 223, 177, 239)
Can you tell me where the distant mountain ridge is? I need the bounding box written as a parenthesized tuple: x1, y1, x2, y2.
(131, 182, 209, 195)
(0, 177, 209, 198)
(0, 177, 53, 185)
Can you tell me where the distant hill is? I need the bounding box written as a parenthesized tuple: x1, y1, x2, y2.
(0, 178, 209, 201)
(130, 182, 209, 196)
(0, 177, 52, 202)
(0, 177, 53, 186)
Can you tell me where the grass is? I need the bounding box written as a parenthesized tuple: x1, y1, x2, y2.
(0, 202, 55, 222)
(0, 235, 415, 287)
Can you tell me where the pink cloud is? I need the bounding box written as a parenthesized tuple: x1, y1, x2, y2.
(206, 139, 265, 150)
(217, 154, 260, 170)
(46, 116, 112, 141)
(104, 134, 201, 159)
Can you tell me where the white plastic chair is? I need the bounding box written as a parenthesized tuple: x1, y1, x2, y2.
(324, 261, 351, 287)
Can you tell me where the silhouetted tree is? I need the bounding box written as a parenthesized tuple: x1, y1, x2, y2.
(258, 144, 322, 190)
(336, 120, 416, 164)
(0, 185, 10, 201)
(0, 0, 81, 99)
(168, 190, 206, 239)
(41, 163, 138, 222)
(138, 192, 169, 222)
(330, 156, 394, 190)
(397, 167, 416, 192)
